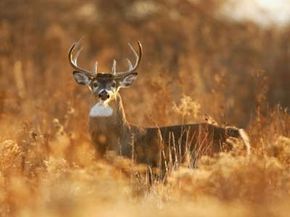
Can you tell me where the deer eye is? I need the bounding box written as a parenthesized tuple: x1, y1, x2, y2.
(93, 82, 98, 87)
(111, 81, 116, 88)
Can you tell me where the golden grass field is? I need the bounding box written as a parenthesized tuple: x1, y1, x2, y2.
(0, 0, 290, 216)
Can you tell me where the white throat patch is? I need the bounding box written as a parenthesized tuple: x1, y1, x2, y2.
(89, 101, 113, 117)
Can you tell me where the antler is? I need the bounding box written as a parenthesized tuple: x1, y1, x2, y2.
(69, 41, 142, 78)
(68, 41, 95, 78)
(113, 41, 143, 78)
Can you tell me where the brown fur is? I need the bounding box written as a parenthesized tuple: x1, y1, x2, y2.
(89, 94, 251, 170)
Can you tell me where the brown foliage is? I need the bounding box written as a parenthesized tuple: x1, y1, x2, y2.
(0, 0, 290, 216)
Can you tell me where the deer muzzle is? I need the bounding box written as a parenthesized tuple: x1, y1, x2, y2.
(98, 90, 110, 101)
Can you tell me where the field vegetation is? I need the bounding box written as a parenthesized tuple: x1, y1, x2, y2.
(0, 0, 290, 216)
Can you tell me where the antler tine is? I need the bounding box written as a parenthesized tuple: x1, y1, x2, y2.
(112, 59, 117, 75)
(94, 61, 98, 74)
(128, 41, 142, 70)
(73, 45, 83, 65)
(68, 41, 93, 77)
(114, 41, 142, 78)
(126, 58, 133, 70)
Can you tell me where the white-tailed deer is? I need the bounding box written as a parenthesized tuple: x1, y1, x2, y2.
(69, 41, 251, 170)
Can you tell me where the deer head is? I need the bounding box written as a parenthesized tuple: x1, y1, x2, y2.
(69, 41, 142, 102)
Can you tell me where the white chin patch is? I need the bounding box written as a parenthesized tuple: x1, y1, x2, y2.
(89, 102, 113, 117)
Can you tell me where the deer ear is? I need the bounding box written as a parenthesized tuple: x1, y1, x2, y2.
(119, 73, 138, 87)
(73, 71, 91, 85)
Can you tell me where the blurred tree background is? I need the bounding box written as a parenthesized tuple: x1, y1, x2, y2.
(0, 0, 289, 129)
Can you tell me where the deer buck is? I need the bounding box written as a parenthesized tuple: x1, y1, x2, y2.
(69, 41, 251, 172)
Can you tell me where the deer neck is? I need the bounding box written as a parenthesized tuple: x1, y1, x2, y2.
(89, 93, 129, 134)
(88, 93, 132, 155)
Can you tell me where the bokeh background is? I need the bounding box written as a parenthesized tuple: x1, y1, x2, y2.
(1, 0, 290, 129)
(0, 1, 290, 217)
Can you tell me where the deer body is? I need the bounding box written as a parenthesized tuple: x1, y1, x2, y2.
(68, 41, 251, 169)
(88, 93, 250, 168)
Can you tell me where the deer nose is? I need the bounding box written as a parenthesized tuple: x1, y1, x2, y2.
(98, 90, 110, 100)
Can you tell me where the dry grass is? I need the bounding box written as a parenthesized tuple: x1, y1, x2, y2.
(0, 0, 290, 216)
